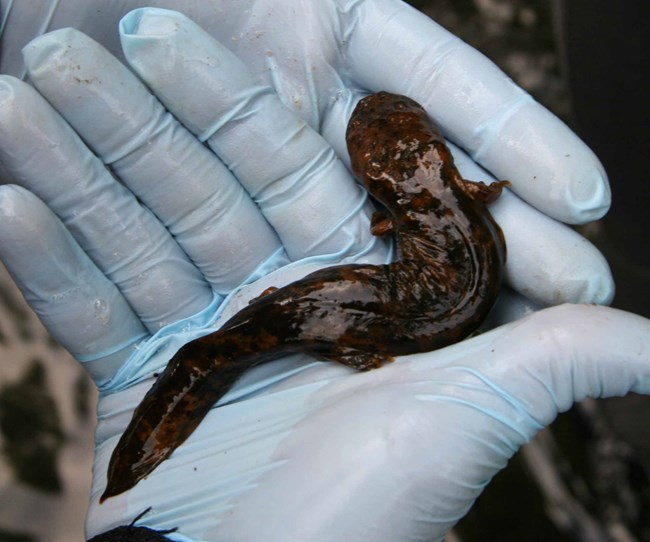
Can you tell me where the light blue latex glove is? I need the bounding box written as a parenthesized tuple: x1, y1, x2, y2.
(0, 4, 646, 542)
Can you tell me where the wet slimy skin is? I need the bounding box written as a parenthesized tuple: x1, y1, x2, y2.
(101, 92, 508, 501)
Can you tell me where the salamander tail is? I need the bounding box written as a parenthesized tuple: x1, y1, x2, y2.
(101, 340, 238, 502)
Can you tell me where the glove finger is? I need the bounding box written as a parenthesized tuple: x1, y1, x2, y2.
(471, 304, 650, 419)
(316, 304, 650, 540)
(449, 142, 614, 306)
(0, 75, 212, 331)
(344, 0, 610, 225)
(0, 185, 148, 385)
(119, 7, 382, 262)
(479, 286, 540, 331)
(23, 28, 285, 295)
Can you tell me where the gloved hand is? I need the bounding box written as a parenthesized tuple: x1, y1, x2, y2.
(0, 4, 646, 542)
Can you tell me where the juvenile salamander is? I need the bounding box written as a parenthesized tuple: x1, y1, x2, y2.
(101, 92, 508, 501)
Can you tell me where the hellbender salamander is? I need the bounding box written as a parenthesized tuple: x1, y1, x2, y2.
(101, 91, 508, 501)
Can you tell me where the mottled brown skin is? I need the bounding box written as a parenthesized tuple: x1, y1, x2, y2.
(101, 92, 508, 502)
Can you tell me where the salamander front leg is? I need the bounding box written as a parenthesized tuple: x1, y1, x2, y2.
(458, 179, 510, 204)
(370, 210, 395, 236)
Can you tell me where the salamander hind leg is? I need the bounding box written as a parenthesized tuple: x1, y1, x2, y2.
(324, 346, 394, 371)
(458, 178, 510, 204)
(248, 286, 279, 304)
(370, 210, 395, 236)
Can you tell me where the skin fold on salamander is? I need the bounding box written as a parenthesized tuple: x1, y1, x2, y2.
(101, 91, 509, 502)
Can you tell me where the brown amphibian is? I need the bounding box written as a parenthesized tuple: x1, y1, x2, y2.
(101, 92, 508, 501)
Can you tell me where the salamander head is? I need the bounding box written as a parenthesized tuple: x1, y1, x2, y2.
(346, 92, 444, 170)
(346, 92, 448, 212)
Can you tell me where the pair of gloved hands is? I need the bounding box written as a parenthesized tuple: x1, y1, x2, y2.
(0, 2, 648, 541)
